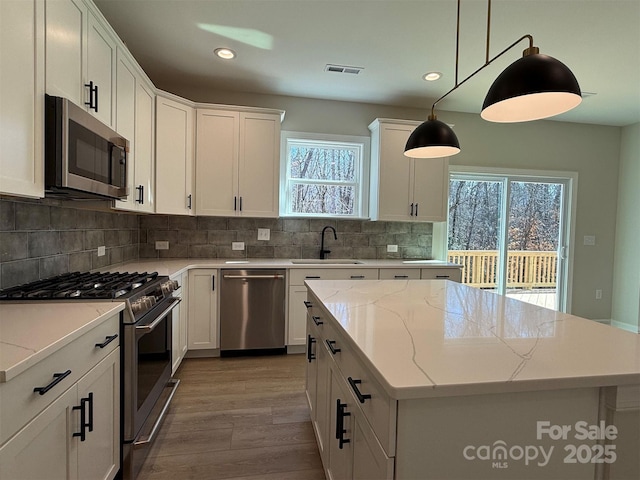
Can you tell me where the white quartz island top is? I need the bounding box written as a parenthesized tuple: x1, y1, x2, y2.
(0, 302, 124, 382)
(305, 279, 640, 400)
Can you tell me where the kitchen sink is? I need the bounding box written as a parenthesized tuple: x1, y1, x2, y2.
(225, 260, 250, 264)
(290, 259, 364, 264)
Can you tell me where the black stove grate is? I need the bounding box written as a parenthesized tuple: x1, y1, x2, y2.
(0, 271, 159, 300)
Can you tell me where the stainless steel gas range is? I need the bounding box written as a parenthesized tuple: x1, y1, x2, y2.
(0, 271, 181, 480)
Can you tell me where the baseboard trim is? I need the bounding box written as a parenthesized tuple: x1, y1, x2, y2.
(611, 320, 640, 333)
(591, 318, 611, 324)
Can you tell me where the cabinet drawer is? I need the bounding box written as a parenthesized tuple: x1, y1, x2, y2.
(420, 268, 462, 282)
(290, 268, 378, 285)
(0, 313, 119, 445)
(378, 268, 420, 280)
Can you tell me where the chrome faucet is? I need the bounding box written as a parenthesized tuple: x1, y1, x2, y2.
(320, 226, 337, 259)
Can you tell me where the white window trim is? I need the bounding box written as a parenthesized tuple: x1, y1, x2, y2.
(279, 131, 370, 218)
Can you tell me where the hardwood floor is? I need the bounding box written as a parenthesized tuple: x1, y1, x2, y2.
(137, 354, 326, 480)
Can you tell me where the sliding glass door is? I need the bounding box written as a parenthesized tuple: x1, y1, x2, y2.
(448, 171, 573, 312)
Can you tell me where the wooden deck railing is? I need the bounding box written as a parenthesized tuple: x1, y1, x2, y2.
(448, 250, 557, 289)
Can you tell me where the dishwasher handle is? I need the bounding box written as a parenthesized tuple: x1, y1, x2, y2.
(223, 274, 285, 280)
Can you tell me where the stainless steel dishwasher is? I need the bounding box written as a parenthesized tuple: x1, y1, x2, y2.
(220, 269, 286, 355)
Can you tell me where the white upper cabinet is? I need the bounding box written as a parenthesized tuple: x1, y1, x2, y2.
(0, 0, 45, 198)
(45, 0, 116, 127)
(156, 94, 195, 215)
(369, 118, 448, 222)
(195, 107, 282, 217)
(133, 78, 155, 212)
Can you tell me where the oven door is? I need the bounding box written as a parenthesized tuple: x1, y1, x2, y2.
(123, 296, 181, 441)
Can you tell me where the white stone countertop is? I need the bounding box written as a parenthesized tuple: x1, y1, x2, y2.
(305, 279, 640, 400)
(0, 302, 124, 382)
(110, 258, 460, 279)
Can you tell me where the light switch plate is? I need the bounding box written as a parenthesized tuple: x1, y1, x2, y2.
(155, 241, 169, 250)
(97, 246, 106, 257)
(583, 235, 596, 246)
(232, 242, 245, 251)
(257, 228, 270, 241)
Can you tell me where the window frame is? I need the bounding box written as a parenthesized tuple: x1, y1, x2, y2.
(279, 131, 370, 218)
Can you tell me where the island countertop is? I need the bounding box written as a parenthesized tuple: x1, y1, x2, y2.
(305, 279, 640, 400)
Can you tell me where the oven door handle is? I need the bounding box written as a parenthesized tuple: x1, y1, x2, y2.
(135, 297, 181, 334)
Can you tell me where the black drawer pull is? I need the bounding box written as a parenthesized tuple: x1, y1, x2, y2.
(312, 315, 323, 326)
(303, 300, 312, 308)
(95, 334, 118, 349)
(394, 275, 409, 279)
(350, 275, 365, 279)
(305, 276, 321, 279)
(326, 339, 341, 355)
(336, 399, 351, 449)
(348, 377, 372, 403)
(33, 370, 72, 395)
(73, 392, 93, 442)
(307, 335, 316, 362)
(435, 275, 450, 279)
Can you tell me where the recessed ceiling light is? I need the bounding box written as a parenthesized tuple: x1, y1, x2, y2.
(214, 48, 236, 60)
(423, 72, 442, 81)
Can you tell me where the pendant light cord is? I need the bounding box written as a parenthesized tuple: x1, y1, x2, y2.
(430, 0, 535, 119)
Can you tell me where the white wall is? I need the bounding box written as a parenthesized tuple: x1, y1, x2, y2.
(164, 84, 622, 320)
(612, 123, 640, 332)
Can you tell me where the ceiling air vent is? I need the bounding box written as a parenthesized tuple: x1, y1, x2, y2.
(325, 64, 363, 75)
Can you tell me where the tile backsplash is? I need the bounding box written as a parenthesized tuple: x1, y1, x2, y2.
(0, 196, 433, 289)
(139, 216, 432, 260)
(0, 198, 138, 289)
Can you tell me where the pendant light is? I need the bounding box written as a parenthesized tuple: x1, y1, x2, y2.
(405, 0, 581, 158)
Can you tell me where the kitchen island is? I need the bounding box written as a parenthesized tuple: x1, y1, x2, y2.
(304, 279, 640, 480)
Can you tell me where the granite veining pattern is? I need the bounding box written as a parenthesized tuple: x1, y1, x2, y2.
(0, 302, 124, 382)
(305, 280, 640, 399)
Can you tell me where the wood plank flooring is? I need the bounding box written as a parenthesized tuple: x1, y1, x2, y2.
(137, 354, 326, 480)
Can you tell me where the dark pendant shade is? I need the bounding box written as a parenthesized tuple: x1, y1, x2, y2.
(404, 118, 461, 158)
(481, 53, 582, 122)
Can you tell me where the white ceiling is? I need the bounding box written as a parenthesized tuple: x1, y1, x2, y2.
(94, 0, 640, 127)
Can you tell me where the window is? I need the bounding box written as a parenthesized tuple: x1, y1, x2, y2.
(280, 132, 369, 218)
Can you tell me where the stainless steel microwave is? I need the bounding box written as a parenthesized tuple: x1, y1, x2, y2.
(44, 95, 129, 200)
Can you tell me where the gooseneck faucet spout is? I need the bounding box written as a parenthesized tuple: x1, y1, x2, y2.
(320, 226, 338, 260)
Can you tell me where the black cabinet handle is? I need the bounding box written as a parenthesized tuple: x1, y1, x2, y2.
(212, 275, 215, 291)
(312, 315, 323, 326)
(336, 399, 350, 449)
(410, 203, 414, 216)
(415, 203, 418, 216)
(84, 81, 98, 111)
(136, 185, 144, 204)
(435, 275, 450, 279)
(303, 300, 312, 309)
(33, 370, 72, 395)
(73, 393, 93, 441)
(234, 196, 237, 210)
(305, 276, 321, 279)
(348, 377, 372, 403)
(350, 275, 365, 279)
(187, 194, 192, 209)
(95, 334, 118, 349)
(307, 335, 316, 362)
(394, 275, 409, 279)
(326, 339, 341, 355)
(239, 196, 243, 211)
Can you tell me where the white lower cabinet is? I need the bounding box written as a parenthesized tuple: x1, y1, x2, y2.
(187, 269, 218, 350)
(171, 270, 189, 373)
(0, 348, 120, 480)
(420, 267, 462, 282)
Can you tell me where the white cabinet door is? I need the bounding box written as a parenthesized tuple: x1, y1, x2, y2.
(238, 112, 280, 217)
(187, 269, 218, 350)
(288, 286, 308, 346)
(314, 336, 331, 463)
(352, 409, 394, 480)
(420, 267, 462, 282)
(171, 271, 189, 374)
(113, 50, 137, 211)
(76, 349, 120, 480)
(156, 95, 195, 215)
(86, 10, 115, 127)
(195, 109, 238, 216)
(412, 156, 448, 222)
(327, 367, 354, 480)
(45, 0, 85, 106)
(0, 0, 44, 198)
(134, 78, 155, 212)
(0, 386, 78, 480)
(374, 125, 413, 221)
